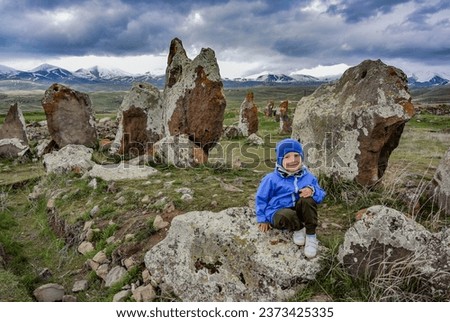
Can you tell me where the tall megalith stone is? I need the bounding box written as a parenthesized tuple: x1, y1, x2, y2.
(292, 59, 414, 186)
(41, 83, 97, 148)
(110, 83, 164, 156)
(163, 38, 226, 153)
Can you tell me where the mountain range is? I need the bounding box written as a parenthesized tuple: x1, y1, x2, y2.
(0, 63, 448, 91)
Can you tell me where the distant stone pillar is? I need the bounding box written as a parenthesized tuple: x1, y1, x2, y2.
(278, 100, 292, 134)
(238, 91, 259, 136)
(41, 83, 97, 148)
(264, 100, 274, 117)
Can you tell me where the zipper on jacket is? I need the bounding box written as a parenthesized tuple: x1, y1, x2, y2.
(292, 176, 299, 207)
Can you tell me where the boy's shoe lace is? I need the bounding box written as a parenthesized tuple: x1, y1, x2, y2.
(304, 234, 318, 258)
(293, 228, 306, 246)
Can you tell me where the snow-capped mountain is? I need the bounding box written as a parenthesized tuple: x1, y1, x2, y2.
(0, 63, 448, 90)
(256, 73, 295, 82)
(408, 74, 449, 87)
(74, 66, 133, 80)
(289, 73, 322, 82)
(227, 72, 322, 86)
(0, 64, 18, 75)
(0, 64, 166, 90)
(27, 64, 75, 82)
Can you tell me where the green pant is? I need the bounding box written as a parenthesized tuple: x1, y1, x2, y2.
(273, 197, 318, 235)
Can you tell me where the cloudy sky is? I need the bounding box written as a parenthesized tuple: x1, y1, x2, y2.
(0, 0, 449, 79)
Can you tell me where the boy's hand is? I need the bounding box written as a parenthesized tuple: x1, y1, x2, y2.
(299, 187, 313, 198)
(258, 223, 270, 232)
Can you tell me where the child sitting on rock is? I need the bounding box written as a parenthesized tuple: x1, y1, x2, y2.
(255, 138, 326, 258)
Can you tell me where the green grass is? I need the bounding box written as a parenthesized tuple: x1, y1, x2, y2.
(408, 112, 450, 131)
(0, 90, 127, 116)
(293, 235, 371, 302)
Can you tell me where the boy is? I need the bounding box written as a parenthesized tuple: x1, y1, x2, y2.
(255, 138, 326, 258)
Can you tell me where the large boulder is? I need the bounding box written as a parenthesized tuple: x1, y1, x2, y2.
(43, 144, 94, 174)
(110, 82, 164, 156)
(152, 134, 208, 168)
(0, 103, 29, 158)
(41, 83, 98, 148)
(338, 205, 450, 300)
(292, 59, 414, 186)
(163, 38, 226, 153)
(144, 207, 322, 301)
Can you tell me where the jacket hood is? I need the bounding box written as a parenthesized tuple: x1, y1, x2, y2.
(275, 138, 304, 167)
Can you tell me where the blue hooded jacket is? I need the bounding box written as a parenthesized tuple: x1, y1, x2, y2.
(255, 138, 326, 224)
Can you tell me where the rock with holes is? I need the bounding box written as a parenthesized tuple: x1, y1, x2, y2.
(163, 38, 226, 154)
(292, 59, 415, 186)
(110, 82, 164, 156)
(144, 207, 323, 301)
(338, 205, 450, 300)
(41, 83, 97, 148)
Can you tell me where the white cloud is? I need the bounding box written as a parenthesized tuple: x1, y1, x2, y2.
(291, 63, 351, 77)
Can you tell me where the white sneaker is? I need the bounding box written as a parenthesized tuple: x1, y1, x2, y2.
(304, 234, 318, 258)
(293, 228, 306, 246)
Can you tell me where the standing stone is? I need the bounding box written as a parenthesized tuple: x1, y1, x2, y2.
(0, 103, 28, 144)
(0, 103, 29, 158)
(238, 91, 259, 136)
(41, 83, 97, 148)
(264, 100, 275, 117)
(163, 38, 226, 153)
(278, 100, 292, 134)
(432, 147, 450, 215)
(292, 59, 414, 186)
(110, 83, 164, 156)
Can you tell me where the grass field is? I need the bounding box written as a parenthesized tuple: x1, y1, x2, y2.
(1, 85, 450, 302)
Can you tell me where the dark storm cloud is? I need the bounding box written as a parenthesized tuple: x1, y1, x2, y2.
(326, 0, 412, 23)
(0, 0, 180, 57)
(0, 0, 448, 76)
(0, 0, 303, 59)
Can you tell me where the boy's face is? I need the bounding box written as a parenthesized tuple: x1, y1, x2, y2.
(282, 152, 302, 173)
